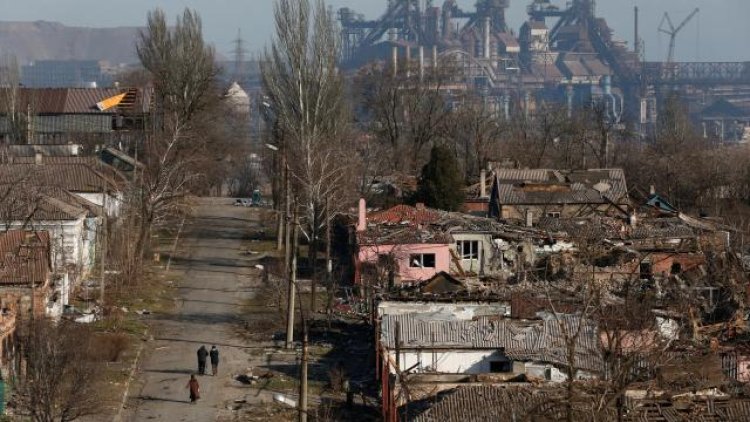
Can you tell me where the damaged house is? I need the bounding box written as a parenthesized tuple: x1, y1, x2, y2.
(488, 168, 630, 225)
(0, 231, 68, 319)
(376, 300, 604, 420)
(355, 201, 452, 285)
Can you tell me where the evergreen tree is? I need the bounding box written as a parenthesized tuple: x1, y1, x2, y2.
(417, 145, 465, 211)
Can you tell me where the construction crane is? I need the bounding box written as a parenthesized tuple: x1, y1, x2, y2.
(658, 8, 699, 64)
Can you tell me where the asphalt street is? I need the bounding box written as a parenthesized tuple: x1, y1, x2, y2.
(123, 199, 262, 421)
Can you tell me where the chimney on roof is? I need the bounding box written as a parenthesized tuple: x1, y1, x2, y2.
(649, 185, 656, 195)
(525, 209, 533, 227)
(357, 198, 367, 232)
(480, 169, 487, 199)
(34, 152, 42, 165)
(415, 203, 425, 211)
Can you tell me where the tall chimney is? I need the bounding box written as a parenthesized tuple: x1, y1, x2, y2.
(357, 198, 367, 232)
(634, 6, 640, 57)
(649, 185, 656, 196)
(480, 169, 487, 199)
(34, 152, 42, 165)
(432, 45, 438, 69)
(392, 46, 399, 77)
(525, 209, 533, 228)
(484, 17, 491, 60)
(418, 46, 425, 80)
(405, 45, 412, 78)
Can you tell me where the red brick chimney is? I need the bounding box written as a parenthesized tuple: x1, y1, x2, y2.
(357, 198, 367, 232)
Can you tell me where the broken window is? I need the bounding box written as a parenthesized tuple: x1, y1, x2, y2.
(489, 360, 513, 373)
(410, 253, 436, 268)
(639, 262, 653, 279)
(670, 262, 682, 274)
(456, 240, 480, 260)
(546, 211, 561, 218)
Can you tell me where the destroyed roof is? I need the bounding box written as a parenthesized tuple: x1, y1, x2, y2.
(537, 216, 697, 241)
(493, 168, 628, 205)
(381, 312, 602, 372)
(368, 204, 442, 226)
(359, 204, 449, 245)
(0, 87, 151, 114)
(0, 231, 50, 285)
(357, 224, 450, 245)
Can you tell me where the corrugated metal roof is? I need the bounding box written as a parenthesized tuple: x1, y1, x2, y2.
(0, 87, 152, 114)
(0, 231, 50, 285)
(381, 312, 602, 372)
(493, 168, 628, 205)
(408, 386, 619, 422)
(0, 162, 123, 193)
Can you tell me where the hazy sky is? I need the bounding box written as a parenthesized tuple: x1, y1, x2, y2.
(0, 0, 747, 62)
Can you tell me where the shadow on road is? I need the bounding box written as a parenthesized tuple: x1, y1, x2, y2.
(143, 368, 195, 375)
(137, 395, 189, 404)
(153, 337, 268, 350)
(152, 311, 241, 325)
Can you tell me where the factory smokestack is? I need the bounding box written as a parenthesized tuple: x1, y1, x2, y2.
(392, 45, 398, 77)
(483, 17, 491, 60)
(634, 6, 640, 57)
(419, 45, 425, 80)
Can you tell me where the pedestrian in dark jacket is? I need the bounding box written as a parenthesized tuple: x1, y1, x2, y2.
(197, 345, 208, 375)
(209, 345, 220, 376)
(187, 374, 200, 403)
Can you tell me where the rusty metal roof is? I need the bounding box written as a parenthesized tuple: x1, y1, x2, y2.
(0, 87, 152, 114)
(368, 204, 442, 226)
(0, 231, 50, 285)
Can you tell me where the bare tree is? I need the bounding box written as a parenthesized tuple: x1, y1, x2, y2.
(357, 63, 454, 174)
(261, 0, 351, 292)
(0, 54, 27, 144)
(133, 8, 219, 262)
(11, 319, 104, 422)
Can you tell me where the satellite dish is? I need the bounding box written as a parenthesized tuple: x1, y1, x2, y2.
(593, 182, 611, 193)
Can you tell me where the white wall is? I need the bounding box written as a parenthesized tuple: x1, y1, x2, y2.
(75, 192, 122, 217)
(6, 216, 96, 280)
(391, 350, 510, 374)
(389, 349, 595, 382)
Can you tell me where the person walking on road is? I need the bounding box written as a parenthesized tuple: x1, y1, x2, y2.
(186, 374, 200, 404)
(209, 345, 220, 376)
(197, 345, 209, 375)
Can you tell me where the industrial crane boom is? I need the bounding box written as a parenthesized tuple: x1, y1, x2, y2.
(658, 7, 699, 64)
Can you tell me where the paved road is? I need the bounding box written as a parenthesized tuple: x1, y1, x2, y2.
(123, 200, 262, 421)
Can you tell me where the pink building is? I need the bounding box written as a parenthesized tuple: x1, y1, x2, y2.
(355, 200, 451, 285)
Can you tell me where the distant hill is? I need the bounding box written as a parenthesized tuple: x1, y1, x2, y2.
(0, 21, 141, 65)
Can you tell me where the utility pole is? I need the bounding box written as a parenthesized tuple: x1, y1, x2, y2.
(299, 330, 308, 422)
(275, 150, 285, 251)
(285, 210, 298, 349)
(283, 161, 291, 281)
(99, 162, 108, 304)
(325, 196, 332, 315)
(100, 188, 107, 304)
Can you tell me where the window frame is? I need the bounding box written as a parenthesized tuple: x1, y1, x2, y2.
(410, 253, 437, 268)
(456, 240, 480, 261)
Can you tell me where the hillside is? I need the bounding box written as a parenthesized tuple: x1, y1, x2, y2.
(0, 21, 140, 65)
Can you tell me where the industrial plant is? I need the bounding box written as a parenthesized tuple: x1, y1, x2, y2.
(339, 0, 750, 140)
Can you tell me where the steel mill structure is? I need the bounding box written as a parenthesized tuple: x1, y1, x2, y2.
(339, 0, 750, 140)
